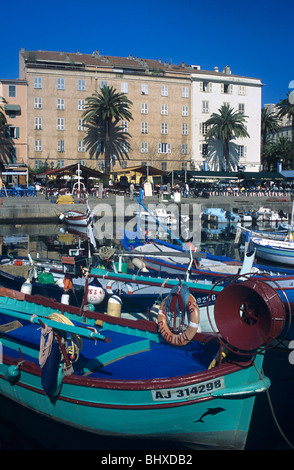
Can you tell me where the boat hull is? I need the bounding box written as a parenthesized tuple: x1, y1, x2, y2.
(252, 237, 294, 267)
(0, 351, 267, 450)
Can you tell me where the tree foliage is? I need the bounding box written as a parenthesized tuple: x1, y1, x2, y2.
(82, 86, 133, 175)
(205, 104, 249, 171)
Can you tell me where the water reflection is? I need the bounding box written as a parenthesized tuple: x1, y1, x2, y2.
(0, 221, 243, 263)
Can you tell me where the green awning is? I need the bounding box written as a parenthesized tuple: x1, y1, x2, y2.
(5, 104, 21, 112)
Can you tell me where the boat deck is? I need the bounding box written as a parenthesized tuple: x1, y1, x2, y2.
(1, 315, 219, 381)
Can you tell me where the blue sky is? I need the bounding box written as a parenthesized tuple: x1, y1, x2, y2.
(1, 0, 293, 106)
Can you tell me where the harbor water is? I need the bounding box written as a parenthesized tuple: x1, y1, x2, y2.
(0, 221, 293, 451)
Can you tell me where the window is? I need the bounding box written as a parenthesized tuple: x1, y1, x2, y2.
(57, 118, 64, 130)
(158, 143, 171, 154)
(238, 145, 246, 158)
(121, 142, 129, 153)
(8, 85, 16, 97)
(238, 103, 245, 114)
(78, 79, 86, 91)
(121, 120, 128, 132)
(34, 140, 42, 151)
(141, 84, 148, 95)
(34, 77, 42, 89)
(6, 126, 19, 138)
(78, 99, 85, 110)
(141, 161, 147, 166)
(200, 81, 212, 92)
(182, 105, 189, 116)
(121, 161, 128, 168)
(35, 159, 43, 169)
(121, 82, 128, 93)
(141, 122, 148, 134)
(182, 162, 188, 170)
(201, 143, 208, 156)
(161, 122, 168, 134)
(9, 150, 17, 165)
(78, 119, 85, 131)
(78, 140, 85, 152)
(57, 78, 65, 90)
(34, 117, 42, 130)
(221, 83, 233, 94)
(182, 123, 188, 135)
(78, 160, 86, 166)
(57, 140, 65, 152)
(161, 104, 168, 115)
(161, 162, 167, 171)
(100, 80, 108, 89)
(57, 160, 65, 168)
(141, 103, 148, 114)
(182, 144, 188, 154)
(34, 97, 42, 109)
(57, 98, 64, 110)
(199, 122, 208, 135)
(238, 85, 246, 95)
(202, 101, 209, 113)
(141, 142, 148, 153)
(182, 86, 189, 98)
(161, 85, 168, 96)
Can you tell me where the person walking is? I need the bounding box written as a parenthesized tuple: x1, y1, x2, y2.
(130, 182, 134, 200)
(184, 182, 189, 198)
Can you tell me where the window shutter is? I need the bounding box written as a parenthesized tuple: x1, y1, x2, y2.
(199, 82, 203, 92)
(15, 127, 19, 139)
(221, 84, 224, 93)
(209, 83, 212, 92)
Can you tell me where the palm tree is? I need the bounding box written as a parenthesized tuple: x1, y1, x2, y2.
(261, 107, 280, 170)
(0, 96, 7, 126)
(276, 93, 294, 169)
(205, 104, 249, 171)
(82, 86, 133, 175)
(83, 120, 132, 170)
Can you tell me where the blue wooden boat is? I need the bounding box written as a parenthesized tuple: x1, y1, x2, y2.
(0, 277, 288, 450)
(121, 230, 294, 287)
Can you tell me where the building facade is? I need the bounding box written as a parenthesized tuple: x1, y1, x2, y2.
(18, 49, 262, 174)
(0, 78, 28, 166)
(191, 66, 262, 171)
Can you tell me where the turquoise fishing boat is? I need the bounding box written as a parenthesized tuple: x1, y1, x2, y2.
(0, 278, 288, 450)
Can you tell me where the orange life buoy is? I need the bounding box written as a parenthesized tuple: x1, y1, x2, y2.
(158, 294, 200, 346)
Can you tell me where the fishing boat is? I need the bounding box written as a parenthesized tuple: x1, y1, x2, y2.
(134, 206, 189, 227)
(234, 223, 288, 247)
(257, 207, 288, 223)
(252, 237, 294, 266)
(58, 210, 88, 227)
(58, 200, 93, 228)
(0, 276, 288, 450)
(121, 230, 294, 287)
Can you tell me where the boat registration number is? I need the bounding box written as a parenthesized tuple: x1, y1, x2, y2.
(151, 377, 225, 402)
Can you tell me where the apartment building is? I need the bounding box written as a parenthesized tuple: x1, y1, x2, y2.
(19, 49, 193, 172)
(18, 49, 262, 173)
(191, 66, 262, 172)
(0, 78, 28, 166)
(264, 103, 292, 143)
